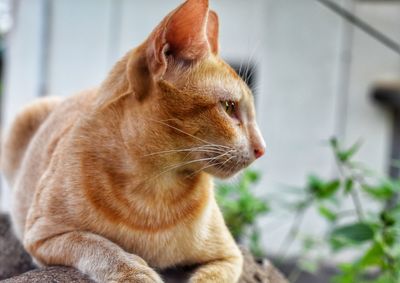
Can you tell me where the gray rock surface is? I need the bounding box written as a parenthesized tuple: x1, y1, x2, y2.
(0, 214, 35, 279)
(0, 213, 287, 283)
(1, 267, 93, 283)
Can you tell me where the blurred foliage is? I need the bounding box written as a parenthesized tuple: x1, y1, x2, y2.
(217, 138, 400, 282)
(281, 138, 400, 283)
(216, 169, 269, 258)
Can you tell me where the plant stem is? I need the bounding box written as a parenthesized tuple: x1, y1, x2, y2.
(277, 206, 309, 261)
(333, 152, 365, 221)
(350, 190, 364, 221)
(288, 265, 303, 283)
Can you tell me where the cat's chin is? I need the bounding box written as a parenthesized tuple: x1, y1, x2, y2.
(203, 166, 242, 179)
(201, 157, 251, 179)
(209, 170, 238, 179)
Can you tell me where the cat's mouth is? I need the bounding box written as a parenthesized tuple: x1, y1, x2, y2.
(201, 153, 250, 179)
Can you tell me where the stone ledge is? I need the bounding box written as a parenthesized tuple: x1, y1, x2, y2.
(0, 214, 287, 283)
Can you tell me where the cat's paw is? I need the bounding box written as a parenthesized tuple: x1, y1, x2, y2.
(109, 265, 164, 283)
(189, 270, 234, 283)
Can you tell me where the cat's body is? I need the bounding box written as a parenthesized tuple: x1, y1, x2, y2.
(2, 1, 265, 282)
(5, 88, 234, 269)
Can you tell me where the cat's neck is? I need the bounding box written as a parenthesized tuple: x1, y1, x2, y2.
(90, 105, 212, 192)
(75, 99, 213, 232)
(76, 118, 213, 231)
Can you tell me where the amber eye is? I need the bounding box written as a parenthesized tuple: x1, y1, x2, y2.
(221, 100, 237, 117)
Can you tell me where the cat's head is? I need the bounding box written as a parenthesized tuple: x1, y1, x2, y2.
(100, 0, 265, 179)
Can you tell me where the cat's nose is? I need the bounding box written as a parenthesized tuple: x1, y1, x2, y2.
(254, 146, 265, 159)
(249, 123, 266, 160)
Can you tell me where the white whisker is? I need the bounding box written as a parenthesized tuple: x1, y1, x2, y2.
(147, 118, 231, 149)
(186, 152, 237, 178)
(163, 150, 234, 171)
(143, 145, 226, 157)
(149, 150, 235, 182)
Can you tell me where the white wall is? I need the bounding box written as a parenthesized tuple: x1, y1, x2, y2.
(258, 0, 400, 255)
(2, 0, 400, 256)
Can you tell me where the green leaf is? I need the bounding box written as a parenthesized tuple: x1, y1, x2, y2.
(333, 263, 358, 283)
(357, 242, 385, 268)
(330, 222, 374, 250)
(363, 272, 399, 283)
(337, 141, 361, 163)
(330, 137, 339, 149)
(380, 211, 396, 227)
(324, 180, 341, 196)
(318, 205, 337, 222)
(245, 170, 260, 183)
(344, 179, 354, 194)
(308, 175, 340, 199)
(362, 182, 395, 200)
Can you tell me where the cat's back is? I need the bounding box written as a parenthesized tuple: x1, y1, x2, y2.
(4, 89, 97, 238)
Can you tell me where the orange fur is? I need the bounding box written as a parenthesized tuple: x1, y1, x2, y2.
(1, 0, 265, 282)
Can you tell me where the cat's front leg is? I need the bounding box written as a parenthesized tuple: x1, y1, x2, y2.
(24, 228, 163, 283)
(189, 254, 243, 283)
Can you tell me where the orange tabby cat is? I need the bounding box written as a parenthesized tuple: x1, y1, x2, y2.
(1, 0, 265, 282)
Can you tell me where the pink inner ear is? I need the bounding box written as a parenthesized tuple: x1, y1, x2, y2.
(207, 10, 219, 55)
(146, 0, 218, 78)
(165, 0, 210, 60)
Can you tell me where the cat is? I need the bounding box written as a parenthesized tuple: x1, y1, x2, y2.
(1, 0, 265, 282)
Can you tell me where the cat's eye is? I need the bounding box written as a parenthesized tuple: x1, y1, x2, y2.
(221, 101, 237, 118)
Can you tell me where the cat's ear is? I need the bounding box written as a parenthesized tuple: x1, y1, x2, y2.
(207, 10, 219, 55)
(147, 0, 219, 78)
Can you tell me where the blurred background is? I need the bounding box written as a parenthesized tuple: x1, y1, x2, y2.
(1, 0, 400, 282)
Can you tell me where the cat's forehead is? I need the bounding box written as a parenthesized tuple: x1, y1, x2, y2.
(193, 56, 252, 101)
